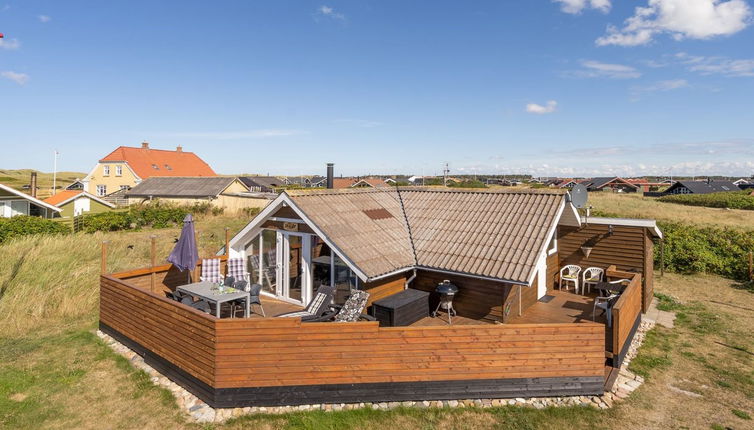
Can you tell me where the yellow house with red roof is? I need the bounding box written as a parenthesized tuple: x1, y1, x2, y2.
(82, 142, 216, 196)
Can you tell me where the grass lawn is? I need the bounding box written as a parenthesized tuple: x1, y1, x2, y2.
(587, 192, 754, 232)
(0, 169, 87, 200)
(1, 216, 753, 429)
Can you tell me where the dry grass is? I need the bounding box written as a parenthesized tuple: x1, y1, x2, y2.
(0, 215, 249, 336)
(0, 169, 86, 200)
(588, 192, 754, 231)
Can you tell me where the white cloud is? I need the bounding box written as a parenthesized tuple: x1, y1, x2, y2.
(630, 79, 689, 99)
(572, 60, 642, 78)
(1, 71, 30, 85)
(161, 129, 304, 140)
(553, 0, 611, 14)
(0, 37, 20, 50)
(676, 52, 754, 77)
(526, 100, 558, 114)
(38, 15, 51, 23)
(317, 5, 345, 20)
(596, 0, 752, 47)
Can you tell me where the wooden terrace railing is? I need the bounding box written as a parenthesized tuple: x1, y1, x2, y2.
(99, 267, 607, 407)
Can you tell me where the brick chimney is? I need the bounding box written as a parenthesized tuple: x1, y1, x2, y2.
(176, 145, 183, 152)
(141, 141, 149, 149)
(30, 172, 37, 198)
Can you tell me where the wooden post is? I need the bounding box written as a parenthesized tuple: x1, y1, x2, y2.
(193, 230, 200, 282)
(101, 241, 109, 274)
(749, 251, 753, 281)
(660, 239, 665, 278)
(150, 235, 157, 292)
(518, 285, 522, 316)
(225, 227, 230, 256)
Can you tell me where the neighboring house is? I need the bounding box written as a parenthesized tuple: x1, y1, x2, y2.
(664, 180, 741, 195)
(732, 178, 750, 186)
(625, 179, 665, 192)
(65, 179, 85, 191)
(239, 176, 285, 193)
(0, 183, 61, 218)
(555, 179, 578, 188)
(580, 177, 639, 193)
(125, 177, 269, 214)
(43, 190, 115, 217)
(330, 177, 391, 189)
(83, 142, 216, 197)
(310, 176, 327, 187)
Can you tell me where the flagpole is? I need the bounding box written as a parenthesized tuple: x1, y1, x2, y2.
(52, 150, 59, 196)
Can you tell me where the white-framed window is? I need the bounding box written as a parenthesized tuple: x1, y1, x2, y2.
(547, 231, 557, 256)
(115, 165, 123, 176)
(96, 185, 107, 196)
(103, 165, 110, 176)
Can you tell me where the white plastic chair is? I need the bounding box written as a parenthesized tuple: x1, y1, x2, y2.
(559, 265, 582, 293)
(582, 267, 604, 294)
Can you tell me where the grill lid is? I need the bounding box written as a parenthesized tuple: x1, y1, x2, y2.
(436, 280, 459, 295)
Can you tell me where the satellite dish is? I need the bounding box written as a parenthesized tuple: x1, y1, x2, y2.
(570, 184, 588, 209)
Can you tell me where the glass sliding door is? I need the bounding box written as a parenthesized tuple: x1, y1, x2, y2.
(244, 229, 278, 295)
(277, 232, 312, 305)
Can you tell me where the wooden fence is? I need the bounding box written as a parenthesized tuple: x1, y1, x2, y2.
(100, 270, 607, 407)
(607, 266, 643, 367)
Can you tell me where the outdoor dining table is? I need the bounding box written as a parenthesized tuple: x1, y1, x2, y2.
(177, 281, 250, 318)
(594, 281, 625, 296)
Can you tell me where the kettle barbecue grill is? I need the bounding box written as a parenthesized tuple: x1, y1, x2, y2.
(432, 280, 459, 324)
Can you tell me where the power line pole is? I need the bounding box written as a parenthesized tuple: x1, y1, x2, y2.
(443, 162, 450, 187)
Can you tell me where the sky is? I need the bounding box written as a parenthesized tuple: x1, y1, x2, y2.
(1, 0, 754, 178)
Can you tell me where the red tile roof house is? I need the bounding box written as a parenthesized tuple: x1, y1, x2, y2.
(99, 188, 661, 408)
(82, 142, 216, 197)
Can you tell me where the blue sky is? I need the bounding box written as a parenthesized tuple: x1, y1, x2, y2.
(1, 0, 753, 177)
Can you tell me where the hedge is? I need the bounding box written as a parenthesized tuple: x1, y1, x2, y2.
(0, 216, 70, 244)
(79, 202, 219, 233)
(659, 190, 754, 210)
(657, 221, 754, 282)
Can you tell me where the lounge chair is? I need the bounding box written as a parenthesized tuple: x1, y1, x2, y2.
(226, 258, 249, 283)
(307, 290, 375, 323)
(200, 258, 222, 283)
(276, 285, 335, 321)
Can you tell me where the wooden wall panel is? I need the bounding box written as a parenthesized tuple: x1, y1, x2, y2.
(611, 273, 642, 360)
(363, 274, 407, 308)
(412, 271, 509, 323)
(99, 275, 217, 386)
(213, 319, 605, 388)
(546, 252, 559, 291)
(559, 224, 654, 313)
(643, 232, 654, 313)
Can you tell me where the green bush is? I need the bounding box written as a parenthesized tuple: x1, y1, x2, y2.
(659, 190, 754, 210)
(657, 221, 754, 282)
(80, 204, 189, 233)
(0, 216, 70, 244)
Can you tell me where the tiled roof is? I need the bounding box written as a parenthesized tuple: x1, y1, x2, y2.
(43, 190, 82, 206)
(99, 146, 216, 179)
(286, 188, 566, 284)
(126, 177, 243, 198)
(288, 189, 416, 278)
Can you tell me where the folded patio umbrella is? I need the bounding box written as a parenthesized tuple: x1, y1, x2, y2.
(167, 214, 199, 273)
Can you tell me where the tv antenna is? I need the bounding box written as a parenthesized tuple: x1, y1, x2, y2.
(443, 162, 450, 186)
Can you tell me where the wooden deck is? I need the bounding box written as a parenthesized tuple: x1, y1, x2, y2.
(247, 296, 302, 318)
(507, 288, 606, 325)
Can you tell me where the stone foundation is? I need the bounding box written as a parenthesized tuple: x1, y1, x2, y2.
(96, 319, 655, 423)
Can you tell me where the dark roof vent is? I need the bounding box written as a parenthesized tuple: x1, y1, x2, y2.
(363, 208, 393, 220)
